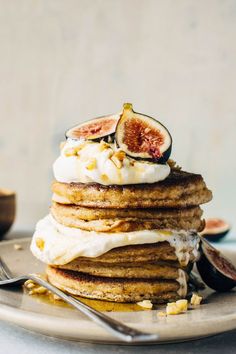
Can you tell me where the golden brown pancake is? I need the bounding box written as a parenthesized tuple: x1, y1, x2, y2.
(52, 170, 212, 209)
(51, 201, 203, 220)
(46, 266, 183, 303)
(51, 202, 205, 232)
(56, 260, 192, 279)
(61, 241, 198, 265)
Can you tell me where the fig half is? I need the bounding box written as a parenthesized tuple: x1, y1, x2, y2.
(115, 103, 172, 162)
(201, 218, 230, 242)
(197, 236, 236, 292)
(66, 114, 120, 141)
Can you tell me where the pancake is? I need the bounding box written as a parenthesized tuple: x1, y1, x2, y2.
(64, 241, 198, 265)
(52, 170, 212, 209)
(56, 259, 192, 279)
(51, 201, 203, 220)
(46, 266, 184, 303)
(50, 214, 204, 232)
(51, 202, 205, 232)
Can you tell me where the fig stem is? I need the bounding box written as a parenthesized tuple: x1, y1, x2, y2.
(123, 103, 133, 111)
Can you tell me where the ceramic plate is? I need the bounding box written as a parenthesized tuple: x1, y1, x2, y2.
(0, 238, 236, 344)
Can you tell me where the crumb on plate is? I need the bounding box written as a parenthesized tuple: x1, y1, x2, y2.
(14, 244, 23, 250)
(137, 300, 153, 309)
(166, 299, 188, 315)
(190, 293, 203, 306)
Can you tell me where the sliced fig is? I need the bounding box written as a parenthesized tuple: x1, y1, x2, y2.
(197, 236, 236, 292)
(66, 114, 120, 141)
(115, 103, 172, 162)
(201, 218, 230, 242)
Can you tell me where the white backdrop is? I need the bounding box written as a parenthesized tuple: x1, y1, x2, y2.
(0, 0, 235, 234)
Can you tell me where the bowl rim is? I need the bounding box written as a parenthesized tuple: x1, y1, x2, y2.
(0, 188, 16, 198)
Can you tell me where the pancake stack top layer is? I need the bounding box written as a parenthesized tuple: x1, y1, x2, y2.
(31, 104, 212, 303)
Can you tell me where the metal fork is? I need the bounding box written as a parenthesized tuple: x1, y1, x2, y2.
(0, 257, 158, 343)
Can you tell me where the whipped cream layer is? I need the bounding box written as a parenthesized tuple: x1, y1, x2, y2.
(31, 215, 199, 266)
(53, 139, 170, 185)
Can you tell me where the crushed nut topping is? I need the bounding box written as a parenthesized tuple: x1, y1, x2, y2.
(111, 150, 126, 169)
(36, 238, 45, 251)
(64, 147, 78, 157)
(101, 174, 109, 183)
(64, 143, 87, 157)
(86, 158, 97, 170)
(137, 300, 153, 309)
(99, 141, 110, 151)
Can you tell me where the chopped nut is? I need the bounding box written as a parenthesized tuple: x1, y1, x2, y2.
(26, 282, 48, 295)
(115, 150, 126, 161)
(111, 151, 126, 169)
(24, 279, 36, 289)
(36, 238, 45, 251)
(166, 299, 188, 315)
(99, 141, 110, 151)
(101, 174, 109, 183)
(166, 303, 180, 315)
(24, 274, 49, 296)
(137, 300, 153, 309)
(64, 143, 87, 157)
(25, 282, 35, 289)
(14, 244, 23, 250)
(64, 147, 78, 157)
(190, 293, 203, 306)
(176, 299, 188, 311)
(35, 286, 48, 294)
(86, 158, 97, 170)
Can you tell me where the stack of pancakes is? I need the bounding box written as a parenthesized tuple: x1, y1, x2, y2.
(46, 169, 212, 303)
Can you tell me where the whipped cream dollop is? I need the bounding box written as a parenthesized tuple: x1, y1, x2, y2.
(53, 139, 170, 185)
(30, 215, 199, 266)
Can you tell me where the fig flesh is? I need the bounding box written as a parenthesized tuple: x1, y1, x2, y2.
(197, 236, 236, 292)
(115, 103, 172, 162)
(201, 218, 230, 242)
(66, 114, 120, 141)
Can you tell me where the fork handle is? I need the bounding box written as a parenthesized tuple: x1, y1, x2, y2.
(25, 274, 158, 343)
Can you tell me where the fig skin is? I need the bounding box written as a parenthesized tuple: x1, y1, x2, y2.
(197, 238, 236, 292)
(201, 218, 230, 243)
(66, 114, 119, 142)
(115, 103, 172, 163)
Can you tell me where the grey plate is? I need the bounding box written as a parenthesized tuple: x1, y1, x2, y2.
(0, 237, 236, 344)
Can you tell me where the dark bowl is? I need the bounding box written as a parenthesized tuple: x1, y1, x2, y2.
(0, 188, 16, 240)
